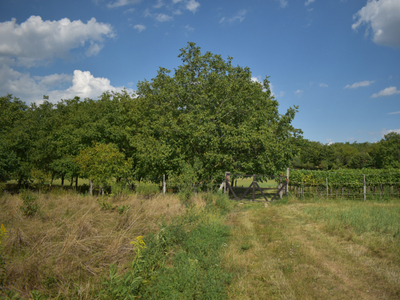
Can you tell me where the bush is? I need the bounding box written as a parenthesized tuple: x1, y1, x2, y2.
(134, 180, 160, 197)
(19, 191, 39, 217)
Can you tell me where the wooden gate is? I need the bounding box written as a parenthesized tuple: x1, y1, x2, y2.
(224, 172, 288, 202)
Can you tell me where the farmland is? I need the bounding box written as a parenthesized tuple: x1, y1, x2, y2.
(1, 189, 400, 299)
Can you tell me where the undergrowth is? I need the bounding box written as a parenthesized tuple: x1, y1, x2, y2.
(0, 190, 234, 299)
(100, 192, 234, 299)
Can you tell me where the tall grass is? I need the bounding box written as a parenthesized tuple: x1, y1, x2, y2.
(304, 201, 400, 237)
(0, 190, 184, 299)
(100, 192, 234, 299)
(0, 189, 235, 299)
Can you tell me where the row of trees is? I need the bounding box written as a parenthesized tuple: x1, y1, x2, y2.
(0, 43, 302, 190)
(292, 134, 400, 170)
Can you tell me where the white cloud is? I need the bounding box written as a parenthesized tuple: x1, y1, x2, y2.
(133, 24, 146, 32)
(155, 13, 173, 22)
(277, 0, 288, 8)
(352, 0, 400, 47)
(319, 83, 328, 87)
(0, 16, 114, 67)
(295, 90, 303, 96)
(186, 0, 200, 13)
(107, 0, 141, 8)
(185, 25, 194, 31)
(172, 0, 182, 3)
(305, 0, 315, 6)
(220, 10, 247, 24)
(344, 80, 374, 89)
(371, 86, 400, 98)
(0, 66, 132, 103)
(388, 111, 400, 115)
(381, 128, 400, 137)
(144, 10, 173, 22)
(153, 0, 164, 8)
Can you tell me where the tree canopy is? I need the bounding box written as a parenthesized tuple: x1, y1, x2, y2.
(1, 42, 305, 187)
(132, 42, 302, 181)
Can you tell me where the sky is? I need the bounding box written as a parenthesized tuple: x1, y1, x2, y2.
(0, 0, 399, 144)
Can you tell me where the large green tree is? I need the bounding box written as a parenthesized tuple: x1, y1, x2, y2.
(132, 42, 302, 182)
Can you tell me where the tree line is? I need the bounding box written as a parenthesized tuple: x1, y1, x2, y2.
(292, 134, 400, 170)
(0, 43, 302, 190)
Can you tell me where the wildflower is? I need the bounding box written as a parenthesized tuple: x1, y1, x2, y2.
(0, 224, 7, 246)
(130, 235, 146, 250)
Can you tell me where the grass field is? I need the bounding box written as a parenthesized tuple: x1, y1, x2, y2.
(1, 190, 399, 299)
(223, 197, 400, 299)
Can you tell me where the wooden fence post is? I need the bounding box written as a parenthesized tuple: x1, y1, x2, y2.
(89, 180, 93, 195)
(225, 172, 230, 196)
(279, 175, 283, 199)
(252, 175, 256, 201)
(326, 178, 328, 199)
(163, 174, 166, 195)
(363, 175, 366, 201)
(286, 168, 289, 195)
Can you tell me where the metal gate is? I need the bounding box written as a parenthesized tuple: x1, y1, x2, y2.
(224, 172, 288, 202)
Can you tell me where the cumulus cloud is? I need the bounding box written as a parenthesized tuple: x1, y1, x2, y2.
(371, 86, 400, 98)
(344, 80, 374, 89)
(133, 24, 146, 32)
(0, 66, 132, 103)
(305, 0, 315, 6)
(0, 16, 114, 67)
(186, 0, 200, 13)
(352, 0, 400, 47)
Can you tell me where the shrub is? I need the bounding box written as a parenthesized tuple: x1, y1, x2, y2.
(19, 191, 39, 217)
(134, 180, 160, 197)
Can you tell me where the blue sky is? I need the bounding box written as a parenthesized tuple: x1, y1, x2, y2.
(0, 0, 399, 144)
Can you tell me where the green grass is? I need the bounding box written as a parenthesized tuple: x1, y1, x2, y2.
(223, 197, 400, 299)
(100, 193, 234, 299)
(303, 200, 400, 237)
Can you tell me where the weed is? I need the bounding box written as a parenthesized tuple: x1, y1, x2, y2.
(241, 243, 252, 251)
(19, 191, 39, 217)
(0, 224, 8, 291)
(97, 198, 130, 214)
(96, 198, 114, 210)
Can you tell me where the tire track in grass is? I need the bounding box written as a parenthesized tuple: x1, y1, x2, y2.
(223, 202, 400, 299)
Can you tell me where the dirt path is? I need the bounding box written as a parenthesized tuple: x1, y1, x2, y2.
(223, 202, 400, 299)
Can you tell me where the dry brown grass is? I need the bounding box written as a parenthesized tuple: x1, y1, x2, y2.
(0, 191, 186, 299)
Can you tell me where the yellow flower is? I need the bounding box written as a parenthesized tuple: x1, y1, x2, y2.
(0, 224, 8, 246)
(130, 235, 146, 249)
